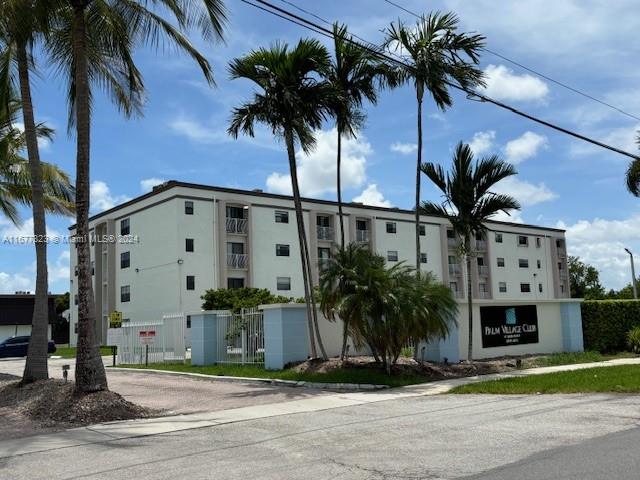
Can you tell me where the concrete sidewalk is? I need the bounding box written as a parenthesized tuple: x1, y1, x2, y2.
(2, 357, 639, 459)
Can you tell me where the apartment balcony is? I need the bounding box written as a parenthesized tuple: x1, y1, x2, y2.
(317, 226, 334, 241)
(447, 238, 460, 248)
(475, 240, 487, 251)
(318, 258, 331, 271)
(451, 289, 464, 299)
(356, 229, 370, 243)
(448, 264, 462, 275)
(559, 269, 568, 280)
(477, 291, 491, 299)
(226, 217, 248, 235)
(477, 265, 489, 276)
(227, 253, 248, 269)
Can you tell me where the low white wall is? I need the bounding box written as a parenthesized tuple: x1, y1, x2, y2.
(0, 325, 52, 342)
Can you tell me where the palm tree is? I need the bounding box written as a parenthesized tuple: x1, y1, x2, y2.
(327, 24, 392, 248)
(0, 2, 74, 383)
(625, 133, 640, 196)
(47, 0, 226, 393)
(228, 39, 335, 359)
(421, 142, 520, 361)
(383, 12, 485, 271)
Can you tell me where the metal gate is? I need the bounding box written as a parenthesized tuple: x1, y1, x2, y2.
(215, 308, 264, 364)
(117, 313, 187, 365)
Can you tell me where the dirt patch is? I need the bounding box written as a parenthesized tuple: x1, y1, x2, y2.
(0, 376, 156, 437)
(290, 355, 543, 381)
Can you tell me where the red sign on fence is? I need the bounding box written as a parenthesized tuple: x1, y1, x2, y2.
(139, 330, 156, 346)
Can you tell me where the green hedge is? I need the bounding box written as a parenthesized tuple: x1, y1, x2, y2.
(582, 300, 640, 352)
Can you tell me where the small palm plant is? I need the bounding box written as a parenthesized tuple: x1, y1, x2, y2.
(625, 133, 640, 196)
(383, 12, 485, 271)
(229, 39, 336, 359)
(421, 142, 520, 361)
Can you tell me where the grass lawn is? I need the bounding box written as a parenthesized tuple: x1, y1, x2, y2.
(53, 345, 115, 359)
(451, 365, 640, 394)
(118, 361, 428, 387)
(527, 351, 638, 368)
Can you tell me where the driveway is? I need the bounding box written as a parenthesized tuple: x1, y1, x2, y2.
(2, 392, 640, 479)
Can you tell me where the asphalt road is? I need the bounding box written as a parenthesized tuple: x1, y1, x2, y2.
(2, 392, 640, 479)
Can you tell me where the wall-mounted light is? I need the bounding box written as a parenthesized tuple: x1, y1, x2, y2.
(177, 259, 184, 265)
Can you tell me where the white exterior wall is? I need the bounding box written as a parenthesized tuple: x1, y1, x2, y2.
(0, 325, 52, 342)
(68, 182, 569, 346)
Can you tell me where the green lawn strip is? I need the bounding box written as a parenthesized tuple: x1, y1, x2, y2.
(117, 362, 427, 387)
(451, 365, 640, 394)
(53, 346, 114, 359)
(530, 351, 638, 367)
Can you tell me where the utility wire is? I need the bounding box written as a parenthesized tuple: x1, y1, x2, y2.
(240, 0, 640, 161)
(382, 0, 640, 122)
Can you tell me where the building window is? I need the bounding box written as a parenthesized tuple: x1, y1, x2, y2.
(536, 237, 542, 248)
(449, 281, 458, 292)
(318, 247, 331, 270)
(276, 244, 290, 257)
(74, 295, 78, 305)
(227, 278, 244, 289)
(74, 266, 78, 276)
(387, 250, 398, 262)
(277, 276, 291, 291)
(386, 222, 397, 234)
(499, 282, 507, 293)
(186, 238, 194, 252)
(560, 284, 565, 293)
(275, 210, 289, 223)
(419, 224, 426, 236)
(226, 205, 246, 219)
(556, 239, 564, 249)
(518, 235, 529, 246)
(120, 251, 130, 269)
(120, 218, 130, 236)
(186, 276, 195, 291)
(497, 257, 505, 267)
(495, 233, 503, 243)
(186, 316, 191, 329)
(91, 261, 95, 276)
(184, 201, 194, 215)
(316, 215, 330, 227)
(479, 283, 487, 295)
(420, 252, 427, 264)
(539, 283, 543, 293)
(447, 229, 455, 239)
(477, 256, 485, 266)
(519, 259, 529, 268)
(227, 242, 244, 255)
(520, 283, 531, 293)
(537, 259, 541, 269)
(121, 285, 130, 303)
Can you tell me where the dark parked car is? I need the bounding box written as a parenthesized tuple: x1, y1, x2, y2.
(0, 336, 56, 358)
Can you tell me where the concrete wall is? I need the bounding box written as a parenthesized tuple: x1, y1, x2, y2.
(0, 325, 52, 342)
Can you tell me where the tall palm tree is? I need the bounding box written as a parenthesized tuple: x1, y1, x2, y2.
(48, 0, 226, 393)
(383, 12, 485, 271)
(421, 142, 520, 361)
(228, 39, 335, 359)
(0, 1, 71, 383)
(625, 133, 640, 196)
(327, 24, 391, 248)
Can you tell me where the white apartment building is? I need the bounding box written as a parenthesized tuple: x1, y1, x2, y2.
(68, 180, 570, 347)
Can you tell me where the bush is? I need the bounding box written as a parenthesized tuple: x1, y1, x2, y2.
(581, 300, 640, 352)
(627, 327, 640, 353)
(201, 287, 292, 313)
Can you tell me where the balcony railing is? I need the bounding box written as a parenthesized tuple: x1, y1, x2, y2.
(451, 289, 464, 298)
(447, 237, 460, 248)
(559, 269, 568, 280)
(448, 264, 462, 275)
(475, 240, 487, 251)
(317, 226, 334, 241)
(226, 217, 248, 234)
(356, 229, 370, 243)
(478, 290, 491, 299)
(477, 265, 489, 276)
(227, 253, 248, 269)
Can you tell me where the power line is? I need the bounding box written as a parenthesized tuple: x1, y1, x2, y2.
(382, 0, 640, 122)
(239, 0, 640, 161)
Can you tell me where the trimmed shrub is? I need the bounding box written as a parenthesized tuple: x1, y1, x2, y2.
(627, 327, 640, 353)
(581, 300, 640, 352)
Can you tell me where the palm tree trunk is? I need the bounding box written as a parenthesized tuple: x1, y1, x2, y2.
(71, 2, 108, 393)
(17, 43, 49, 384)
(465, 236, 473, 362)
(336, 130, 345, 249)
(340, 316, 348, 361)
(284, 127, 318, 359)
(304, 231, 328, 360)
(415, 89, 423, 272)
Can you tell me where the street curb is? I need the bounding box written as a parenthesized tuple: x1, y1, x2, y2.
(107, 366, 390, 391)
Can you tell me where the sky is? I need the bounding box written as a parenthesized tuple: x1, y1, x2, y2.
(2, 0, 640, 293)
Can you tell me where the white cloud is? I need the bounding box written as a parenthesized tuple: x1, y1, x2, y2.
(266, 128, 371, 197)
(0, 250, 70, 294)
(469, 130, 496, 156)
(480, 65, 549, 102)
(490, 209, 524, 224)
(504, 131, 548, 164)
(0, 217, 61, 243)
(569, 124, 639, 159)
(169, 116, 225, 145)
(48, 251, 70, 284)
(13, 122, 52, 152)
(390, 142, 418, 155)
(493, 177, 558, 206)
(352, 184, 392, 208)
(0, 271, 33, 294)
(557, 214, 640, 289)
(90, 181, 130, 213)
(140, 178, 166, 192)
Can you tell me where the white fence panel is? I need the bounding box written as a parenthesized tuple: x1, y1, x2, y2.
(162, 313, 187, 362)
(215, 308, 264, 364)
(116, 313, 187, 365)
